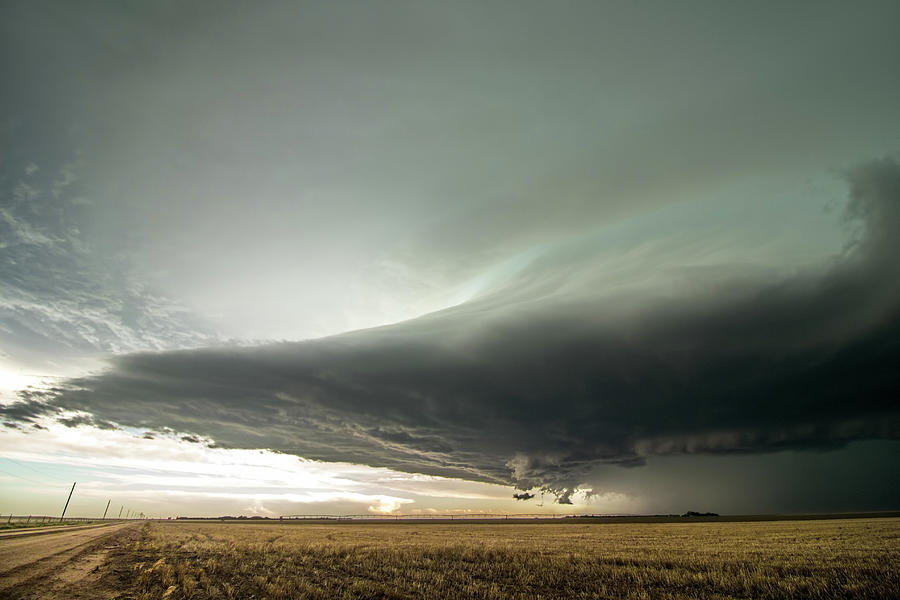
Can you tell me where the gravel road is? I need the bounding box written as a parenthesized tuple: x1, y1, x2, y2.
(0, 522, 138, 599)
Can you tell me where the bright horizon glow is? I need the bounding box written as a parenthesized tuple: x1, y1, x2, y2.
(0, 368, 40, 393)
(0, 416, 628, 518)
(1, 1, 898, 517)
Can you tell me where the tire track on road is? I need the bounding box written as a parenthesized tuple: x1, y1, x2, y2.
(0, 522, 137, 599)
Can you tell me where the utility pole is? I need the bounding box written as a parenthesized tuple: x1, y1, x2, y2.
(102, 499, 111, 519)
(60, 482, 76, 522)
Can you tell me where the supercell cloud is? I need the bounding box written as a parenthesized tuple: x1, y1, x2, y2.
(9, 159, 899, 500)
(2, 1, 899, 511)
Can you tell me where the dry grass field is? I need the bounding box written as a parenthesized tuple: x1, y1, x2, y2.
(118, 518, 899, 600)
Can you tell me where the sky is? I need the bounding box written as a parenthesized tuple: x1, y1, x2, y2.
(0, 0, 898, 518)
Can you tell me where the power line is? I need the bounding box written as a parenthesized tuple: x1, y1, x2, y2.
(4, 458, 50, 475)
(2, 457, 66, 480)
(0, 466, 56, 486)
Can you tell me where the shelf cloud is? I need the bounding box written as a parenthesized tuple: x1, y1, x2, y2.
(7, 158, 899, 501)
(2, 1, 899, 514)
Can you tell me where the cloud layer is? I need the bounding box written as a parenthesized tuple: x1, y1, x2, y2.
(3, 2, 900, 510)
(7, 158, 899, 500)
(0, 122, 215, 371)
(4, 1, 898, 345)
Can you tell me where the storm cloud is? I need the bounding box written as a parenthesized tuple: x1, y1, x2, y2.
(4, 0, 898, 346)
(2, 1, 900, 513)
(8, 158, 899, 499)
(0, 122, 215, 368)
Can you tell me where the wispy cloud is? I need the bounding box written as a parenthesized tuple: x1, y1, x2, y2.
(0, 127, 216, 366)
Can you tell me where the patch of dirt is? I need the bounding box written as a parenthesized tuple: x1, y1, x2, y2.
(0, 523, 141, 600)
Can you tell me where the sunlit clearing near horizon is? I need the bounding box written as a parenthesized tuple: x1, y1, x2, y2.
(0, 0, 898, 521)
(0, 417, 627, 518)
(0, 368, 40, 393)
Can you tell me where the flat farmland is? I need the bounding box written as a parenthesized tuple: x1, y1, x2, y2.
(117, 517, 898, 600)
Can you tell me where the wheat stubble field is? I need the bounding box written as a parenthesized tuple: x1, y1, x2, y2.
(115, 517, 898, 600)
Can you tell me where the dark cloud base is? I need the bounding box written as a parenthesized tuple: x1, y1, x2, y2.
(5, 158, 900, 502)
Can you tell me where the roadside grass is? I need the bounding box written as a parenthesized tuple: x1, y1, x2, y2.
(120, 517, 899, 599)
(0, 519, 104, 531)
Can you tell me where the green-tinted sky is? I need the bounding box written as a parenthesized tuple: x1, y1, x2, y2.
(1, 1, 898, 517)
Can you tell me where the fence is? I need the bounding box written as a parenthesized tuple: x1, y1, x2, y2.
(0, 515, 129, 526)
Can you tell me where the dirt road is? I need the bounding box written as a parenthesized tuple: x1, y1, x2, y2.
(0, 522, 138, 599)
(0, 522, 113, 540)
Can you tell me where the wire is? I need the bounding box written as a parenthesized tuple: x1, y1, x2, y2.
(3, 457, 62, 479)
(0, 466, 53, 486)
